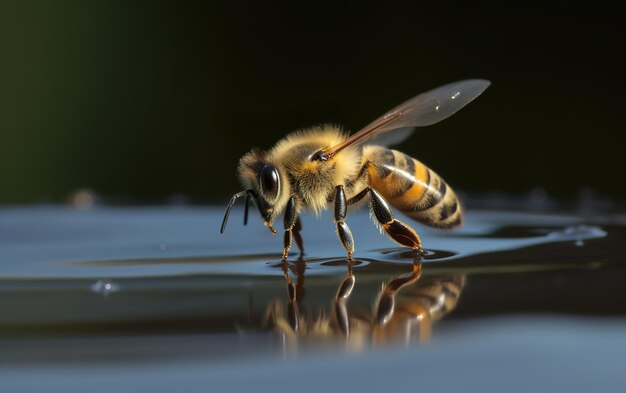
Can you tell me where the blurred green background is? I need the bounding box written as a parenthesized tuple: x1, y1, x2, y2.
(1, 1, 624, 204)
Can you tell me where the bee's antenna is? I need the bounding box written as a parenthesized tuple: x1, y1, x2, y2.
(243, 192, 251, 226)
(220, 190, 252, 234)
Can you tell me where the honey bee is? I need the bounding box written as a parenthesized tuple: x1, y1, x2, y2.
(221, 80, 490, 260)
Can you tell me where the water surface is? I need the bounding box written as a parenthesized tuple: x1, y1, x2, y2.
(1, 206, 625, 392)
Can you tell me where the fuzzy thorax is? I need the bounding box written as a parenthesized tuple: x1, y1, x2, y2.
(238, 125, 362, 220)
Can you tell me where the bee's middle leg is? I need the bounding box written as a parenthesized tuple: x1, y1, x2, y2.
(293, 218, 304, 257)
(282, 196, 302, 261)
(334, 185, 355, 260)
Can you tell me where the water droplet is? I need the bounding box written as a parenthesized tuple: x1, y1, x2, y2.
(547, 225, 606, 243)
(91, 279, 120, 296)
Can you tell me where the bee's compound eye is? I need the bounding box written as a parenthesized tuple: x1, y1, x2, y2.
(259, 164, 280, 202)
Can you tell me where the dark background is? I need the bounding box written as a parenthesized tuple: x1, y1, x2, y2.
(1, 2, 624, 204)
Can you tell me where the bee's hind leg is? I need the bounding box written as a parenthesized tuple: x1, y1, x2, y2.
(282, 196, 303, 261)
(366, 188, 424, 255)
(334, 185, 355, 261)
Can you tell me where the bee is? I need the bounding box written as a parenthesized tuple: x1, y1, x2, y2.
(220, 80, 490, 260)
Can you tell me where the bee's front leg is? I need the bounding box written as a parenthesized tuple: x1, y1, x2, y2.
(282, 196, 302, 261)
(334, 185, 355, 260)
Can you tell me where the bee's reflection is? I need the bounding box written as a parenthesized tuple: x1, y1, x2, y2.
(261, 259, 465, 351)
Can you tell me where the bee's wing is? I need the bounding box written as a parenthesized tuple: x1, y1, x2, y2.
(323, 79, 490, 158)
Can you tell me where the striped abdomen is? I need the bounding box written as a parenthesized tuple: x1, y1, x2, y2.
(364, 146, 463, 228)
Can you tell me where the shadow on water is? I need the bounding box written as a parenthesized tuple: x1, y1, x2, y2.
(1, 207, 626, 364)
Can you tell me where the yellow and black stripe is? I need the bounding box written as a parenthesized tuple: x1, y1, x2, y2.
(364, 146, 463, 229)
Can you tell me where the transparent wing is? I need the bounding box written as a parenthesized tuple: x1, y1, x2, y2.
(321, 79, 490, 159)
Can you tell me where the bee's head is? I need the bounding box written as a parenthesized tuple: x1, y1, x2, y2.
(219, 150, 289, 234)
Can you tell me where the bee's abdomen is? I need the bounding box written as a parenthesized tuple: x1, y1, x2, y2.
(365, 147, 463, 229)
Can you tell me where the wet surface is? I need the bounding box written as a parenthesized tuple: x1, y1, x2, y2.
(1, 206, 626, 391)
